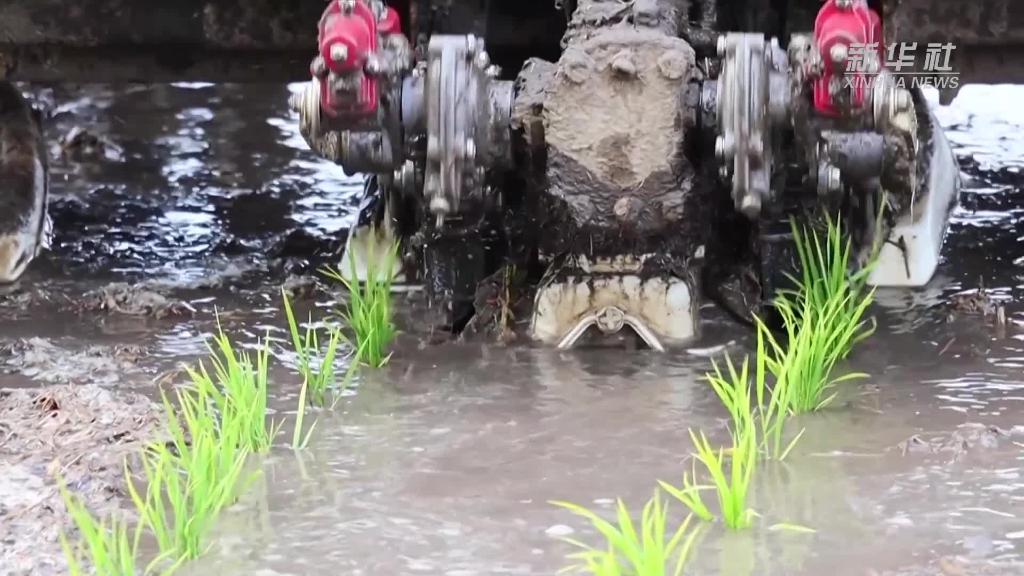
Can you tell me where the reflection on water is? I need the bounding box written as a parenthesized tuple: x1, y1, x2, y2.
(191, 86, 1024, 575)
(32, 83, 362, 285)
(10, 83, 1024, 574)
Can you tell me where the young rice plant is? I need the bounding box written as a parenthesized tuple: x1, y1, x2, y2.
(127, 386, 251, 566)
(759, 217, 877, 413)
(321, 238, 398, 368)
(59, 483, 146, 576)
(552, 491, 700, 576)
(282, 289, 344, 406)
(186, 325, 280, 452)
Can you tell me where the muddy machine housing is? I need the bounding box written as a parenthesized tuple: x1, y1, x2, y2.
(286, 0, 958, 348)
(0, 0, 980, 347)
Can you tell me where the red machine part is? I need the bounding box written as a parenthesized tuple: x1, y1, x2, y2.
(316, 1, 403, 119)
(812, 0, 882, 116)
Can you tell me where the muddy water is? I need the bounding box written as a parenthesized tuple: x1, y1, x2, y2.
(1, 84, 1023, 575)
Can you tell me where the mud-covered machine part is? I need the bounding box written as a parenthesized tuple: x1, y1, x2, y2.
(0, 0, 967, 346)
(286, 0, 959, 348)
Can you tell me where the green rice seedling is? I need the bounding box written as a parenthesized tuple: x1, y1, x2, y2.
(552, 492, 700, 576)
(752, 325, 804, 460)
(291, 377, 318, 449)
(127, 387, 250, 566)
(321, 238, 398, 368)
(688, 427, 757, 530)
(186, 325, 280, 452)
(786, 216, 876, 360)
(658, 460, 714, 522)
(761, 283, 871, 413)
(59, 482, 143, 576)
(704, 354, 754, 439)
(703, 346, 802, 461)
(282, 289, 344, 406)
(757, 217, 876, 414)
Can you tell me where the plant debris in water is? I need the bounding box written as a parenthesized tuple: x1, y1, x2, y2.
(0, 385, 158, 575)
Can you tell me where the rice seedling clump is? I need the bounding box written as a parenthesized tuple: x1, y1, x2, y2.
(322, 238, 399, 368)
(760, 217, 877, 413)
(552, 491, 700, 575)
(282, 289, 344, 406)
(59, 483, 144, 576)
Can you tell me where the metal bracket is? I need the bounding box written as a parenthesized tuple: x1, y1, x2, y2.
(424, 35, 512, 223)
(556, 306, 668, 352)
(715, 33, 790, 219)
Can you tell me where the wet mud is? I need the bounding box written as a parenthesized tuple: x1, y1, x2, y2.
(0, 384, 159, 574)
(0, 83, 1023, 575)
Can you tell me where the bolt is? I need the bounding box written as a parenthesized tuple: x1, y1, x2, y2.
(596, 307, 625, 334)
(475, 51, 491, 70)
(330, 44, 349, 64)
(341, 0, 356, 14)
(740, 194, 761, 219)
(827, 165, 843, 192)
(895, 89, 912, 113)
(486, 65, 500, 78)
(715, 136, 726, 161)
(465, 138, 477, 160)
(834, 0, 853, 9)
(829, 43, 848, 67)
(365, 55, 382, 75)
(717, 35, 727, 58)
(430, 196, 450, 216)
(749, 136, 764, 159)
(310, 56, 327, 77)
(466, 35, 478, 55)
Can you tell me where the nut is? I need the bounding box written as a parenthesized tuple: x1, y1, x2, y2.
(895, 89, 912, 113)
(714, 136, 726, 162)
(596, 307, 626, 334)
(475, 51, 491, 70)
(829, 43, 848, 68)
(740, 194, 761, 219)
(330, 44, 349, 64)
(825, 165, 843, 192)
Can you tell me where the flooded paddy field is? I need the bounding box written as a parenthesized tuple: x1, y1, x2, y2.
(1, 83, 1023, 575)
